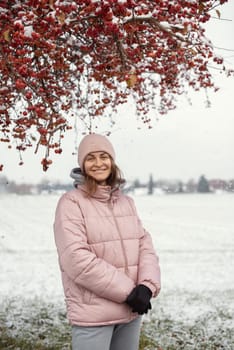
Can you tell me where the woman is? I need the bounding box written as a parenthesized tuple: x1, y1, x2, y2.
(54, 133, 161, 350)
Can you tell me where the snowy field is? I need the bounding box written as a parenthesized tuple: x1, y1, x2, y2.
(0, 192, 234, 349)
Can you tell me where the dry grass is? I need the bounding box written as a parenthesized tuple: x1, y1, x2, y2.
(0, 292, 233, 350)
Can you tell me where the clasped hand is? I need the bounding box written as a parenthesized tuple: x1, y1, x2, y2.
(126, 284, 152, 315)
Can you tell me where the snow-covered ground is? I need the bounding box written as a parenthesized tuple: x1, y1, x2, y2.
(0, 192, 234, 327)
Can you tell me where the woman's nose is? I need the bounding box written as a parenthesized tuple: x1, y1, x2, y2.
(94, 157, 102, 166)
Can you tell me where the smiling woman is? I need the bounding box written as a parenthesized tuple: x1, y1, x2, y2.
(84, 152, 112, 185)
(77, 134, 123, 195)
(53, 133, 161, 350)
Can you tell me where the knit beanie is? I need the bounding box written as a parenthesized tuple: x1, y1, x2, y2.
(78, 134, 115, 170)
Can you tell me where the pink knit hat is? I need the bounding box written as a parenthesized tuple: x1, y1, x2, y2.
(78, 134, 115, 170)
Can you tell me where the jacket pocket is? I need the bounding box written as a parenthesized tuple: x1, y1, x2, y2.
(83, 288, 92, 304)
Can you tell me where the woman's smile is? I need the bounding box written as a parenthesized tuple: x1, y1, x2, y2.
(84, 151, 112, 184)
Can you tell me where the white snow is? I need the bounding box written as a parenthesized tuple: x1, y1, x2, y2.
(0, 192, 233, 323)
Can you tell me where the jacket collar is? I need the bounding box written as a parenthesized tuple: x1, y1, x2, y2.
(70, 167, 124, 202)
(70, 167, 84, 188)
(80, 184, 120, 203)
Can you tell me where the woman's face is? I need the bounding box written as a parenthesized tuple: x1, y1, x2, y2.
(84, 151, 112, 185)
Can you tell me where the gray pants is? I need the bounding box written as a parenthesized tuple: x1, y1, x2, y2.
(72, 317, 142, 350)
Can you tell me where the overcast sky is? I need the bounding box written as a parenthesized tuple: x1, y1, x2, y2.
(1, 1, 234, 184)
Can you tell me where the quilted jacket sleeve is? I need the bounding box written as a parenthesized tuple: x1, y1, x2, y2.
(128, 197, 161, 297)
(54, 192, 135, 303)
(138, 227, 161, 297)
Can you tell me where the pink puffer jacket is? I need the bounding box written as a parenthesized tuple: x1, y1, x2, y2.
(54, 184, 161, 326)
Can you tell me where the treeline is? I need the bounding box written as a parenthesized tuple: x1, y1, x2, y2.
(0, 174, 234, 195)
(132, 174, 234, 195)
(0, 176, 72, 195)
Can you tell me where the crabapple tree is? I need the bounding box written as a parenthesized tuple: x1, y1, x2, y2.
(0, 0, 232, 171)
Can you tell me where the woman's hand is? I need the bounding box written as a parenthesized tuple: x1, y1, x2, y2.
(126, 284, 152, 315)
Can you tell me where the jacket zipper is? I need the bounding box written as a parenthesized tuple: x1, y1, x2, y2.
(108, 200, 130, 276)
